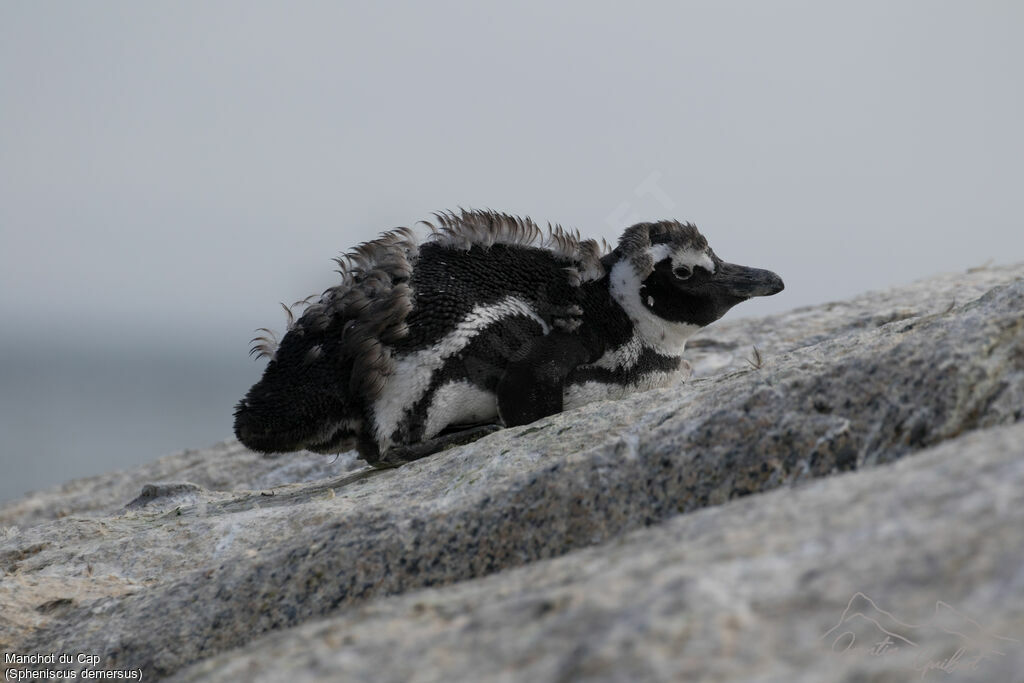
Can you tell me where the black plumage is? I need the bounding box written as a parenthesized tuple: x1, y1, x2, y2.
(234, 210, 784, 465)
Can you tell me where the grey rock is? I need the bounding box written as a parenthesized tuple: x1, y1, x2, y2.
(171, 422, 1024, 683)
(0, 441, 363, 528)
(1, 263, 1022, 681)
(124, 483, 206, 511)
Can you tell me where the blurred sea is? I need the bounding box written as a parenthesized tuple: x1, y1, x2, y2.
(0, 339, 257, 504)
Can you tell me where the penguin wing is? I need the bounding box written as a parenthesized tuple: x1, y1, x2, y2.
(496, 331, 593, 427)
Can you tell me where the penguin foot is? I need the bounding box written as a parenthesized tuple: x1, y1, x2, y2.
(377, 424, 502, 467)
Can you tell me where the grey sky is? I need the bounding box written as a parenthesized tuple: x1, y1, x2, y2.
(2, 1, 1022, 353)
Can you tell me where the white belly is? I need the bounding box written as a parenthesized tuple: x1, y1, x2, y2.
(563, 365, 691, 410)
(424, 381, 499, 439)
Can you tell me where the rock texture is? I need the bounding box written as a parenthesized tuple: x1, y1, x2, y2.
(174, 422, 1024, 683)
(2, 264, 1022, 682)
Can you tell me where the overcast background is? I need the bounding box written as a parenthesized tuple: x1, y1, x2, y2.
(2, 1, 1022, 503)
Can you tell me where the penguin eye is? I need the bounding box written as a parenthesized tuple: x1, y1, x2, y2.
(672, 265, 693, 280)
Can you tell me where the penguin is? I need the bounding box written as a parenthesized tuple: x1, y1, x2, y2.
(233, 210, 783, 466)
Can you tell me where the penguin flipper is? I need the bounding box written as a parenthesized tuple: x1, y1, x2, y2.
(496, 331, 591, 427)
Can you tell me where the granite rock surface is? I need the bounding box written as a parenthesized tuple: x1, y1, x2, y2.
(2, 263, 1022, 682)
(173, 422, 1024, 682)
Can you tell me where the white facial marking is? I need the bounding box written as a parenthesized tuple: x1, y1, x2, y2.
(646, 295, 654, 307)
(373, 296, 548, 449)
(423, 381, 497, 439)
(647, 244, 716, 274)
(609, 260, 701, 355)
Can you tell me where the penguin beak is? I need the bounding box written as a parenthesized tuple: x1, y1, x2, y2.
(714, 262, 785, 299)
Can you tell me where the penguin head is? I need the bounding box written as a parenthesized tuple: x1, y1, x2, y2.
(607, 220, 784, 347)
(233, 318, 358, 455)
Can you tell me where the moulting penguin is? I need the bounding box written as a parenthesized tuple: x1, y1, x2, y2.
(233, 210, 784, 466)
